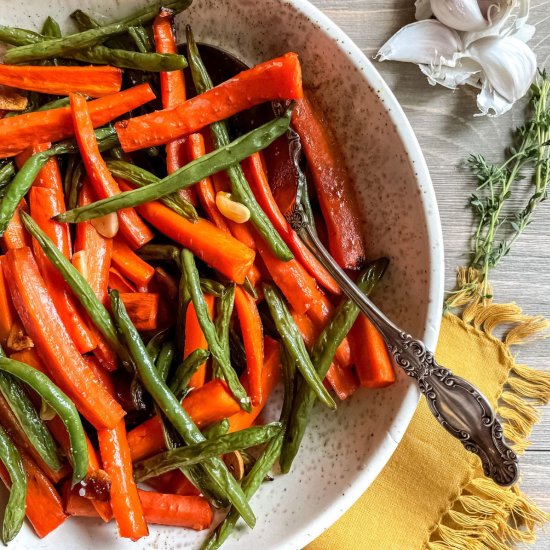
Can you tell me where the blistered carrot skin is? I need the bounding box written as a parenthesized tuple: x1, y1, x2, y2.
(0, 83, 156, 158)
(116, 53, 303, 151)
(292, 94, 366, 270)
(3, 247, 125, 430)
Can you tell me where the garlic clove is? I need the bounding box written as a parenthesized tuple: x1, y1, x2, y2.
(420, 57, 482, 89)
(377, 20, 462, 65)
(465, 35, 536, 103)
(430, 0, 489, 32)
(476, 78, 515, 116)
(415, 0, 433, 20)
(91, 212, 119, 238)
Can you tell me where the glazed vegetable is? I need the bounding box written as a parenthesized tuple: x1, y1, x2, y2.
(3, 1, 192, 64)
(0, 65, 122, 97)
(186, 29, 292, 261)
(134, 423, 282, 481)
(263, 283, 335, 410)
(110, 290, 257, 528)
(170, 349, 211, 399)
(0, 357, 88, 485)
(57, 108, 294, 222)
(182, 250, 250, 411)
(211, 284, 235, 380)
(0, 425, 26, 544)
(0, 83, 155, 158)
(0, 257, 16, 345)
(120, 293, 159, 332)
(156, 341, 176, 382)
(280, 259, 388, 472)
(112, 238, 155, 287)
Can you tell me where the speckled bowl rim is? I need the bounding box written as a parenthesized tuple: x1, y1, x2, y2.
(278, 1, 445, 547)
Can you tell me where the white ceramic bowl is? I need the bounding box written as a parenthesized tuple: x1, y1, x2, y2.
(2, 1, 444, 548)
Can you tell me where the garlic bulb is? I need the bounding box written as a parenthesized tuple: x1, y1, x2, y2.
(378, 0, 537, 116)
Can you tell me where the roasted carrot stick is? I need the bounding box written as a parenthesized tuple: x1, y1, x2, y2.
(62, 481, 112, 519)
(3, 247, 125, 430)
(0, 83, 156, 158)
(146, 470, 200, 497)
(186, 134, 229, 231)
(227, 337, 281, 432)
(74, 181, 113, 305)
(118, 181, 256, 284)
(0, 451, 67, 538)
(234, 286, 263, 405)
(111, 237, 155, 288)
(349, 315, 396, 388)
(292, 95, 366, 270)
(184, 295, 215, 389)
(0, 199, 31, 251)
(109, 267, 137, 293)
(119, 293, 159, 332)
(0, 64, 122, 97)
(30, 187, 98, 354)
(70, 93, 154, 250)
(116, 53, 303, 151)
(153, 7, 197, 206)
(243, 153, 340, 295)
(0, 256, 16, 345)
(127, 378, 242, 462)
(325, 363, 359, 400)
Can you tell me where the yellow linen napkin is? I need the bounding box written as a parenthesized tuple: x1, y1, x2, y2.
(309, 305, 550, 549)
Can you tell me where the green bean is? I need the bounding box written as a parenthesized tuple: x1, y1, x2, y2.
(134, 423, 282, 482)
(202, 344, 296, 550)
(146, 329, 171, 364)
(105, 160, 198, 222)
(156, 341, 176, 382)
(169, 349, 210, 399)
(182, 250, 251, 412)
(67, 161, 85, 211)
(50, 126, 119, 156)
(212, 284, 235, 380)
(0, 163, 15, 187)
(36, 96, 70, 111)
(0, 426, 26, 544)
(138, 244, 181, 264)
(280, 259, 388, 472)
(20, 212, 129, 367)
(128, 26, 153, 53)
(0, 358, 88, 485)
(263, 283, 335, 410)
(3, 1, 193, 64)
(41, 16, 61, 38)
(110, 290, 256, 527)
(202, 418, 230, 440)
(243, 276, 258, 300)
(56, 109, 293, 223)
(0, 26, 42, 47)
(186, 27, 293, 261)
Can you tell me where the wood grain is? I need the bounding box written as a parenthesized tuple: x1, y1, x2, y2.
(309, 0, 550, 546)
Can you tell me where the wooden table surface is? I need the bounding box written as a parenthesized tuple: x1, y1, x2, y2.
(309, 0, 550, 546)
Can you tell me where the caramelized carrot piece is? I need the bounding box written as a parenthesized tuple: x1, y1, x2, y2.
(0, 256, 16, 345)
(70, 93, 154, 250)
(234, 286, 263, 405)
(0, 452, 67, 538)
(111, 237, 155, 288)
(3, 247, 125, 430)
(146, 470, 201, 497)
(0, 199, 31, 251)
(325, 363, 359, 400)
(292, 94, 366, 269)
(0, 83, 156, 158)
(184, 295, 215, 389)
(119, 293, 159, 331)
(349, 315, 396, 388)
(109, 267, 137, 293)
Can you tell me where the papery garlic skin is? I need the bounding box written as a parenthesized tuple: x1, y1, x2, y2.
(430, 0, 489, 32)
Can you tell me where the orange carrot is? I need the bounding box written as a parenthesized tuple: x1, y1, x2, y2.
(127, 378, 242, 462)
(0, 199, 31, 251)
(227, 337, 281, 433)
(29, 186, 98, 354)
(116, 53, 303, 151)
(61, 480, 113, 520)
(184, 295, 215, 389)
(74, 181, 113, 305)
(349, 315, 396, 388)
(119, 181, 256, 284)
(0, 451, 67, 538)
(111, 237, 155, 287)
(153, 7, 197, 206)
(69, 93, 154, 249)
(3, 247, 125, 430)
(234, 286, 263, 405)
(292, 95, 366, 269)
(146, 470, 201, 497)
(325, 363, 359, 400)
(0, 256, 16, 345)
(243, 153, 340, 295)
(109, 267, 137, 293)
(119, 293, 159, 332)
(0, 83, 156, 158)
(0, 64, 122, 97)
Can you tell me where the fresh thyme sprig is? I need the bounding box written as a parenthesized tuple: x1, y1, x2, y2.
(447, 70, 550, 308)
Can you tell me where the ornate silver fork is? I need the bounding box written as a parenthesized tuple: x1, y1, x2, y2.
(284, 126, 519, 487)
